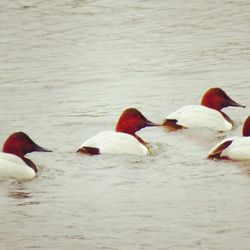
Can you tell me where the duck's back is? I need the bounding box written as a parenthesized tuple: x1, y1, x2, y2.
(166, 105, 232, 131)
(79, 131, 148, 156)
(0, 152, 35, 180)
(219, 137, 250, 160)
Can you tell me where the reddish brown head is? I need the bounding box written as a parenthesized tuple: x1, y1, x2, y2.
(115, 108, 159, 135)
(242, 116, 250, 137)
(2, 132, 51, 159)
(201, 88, 245, 111)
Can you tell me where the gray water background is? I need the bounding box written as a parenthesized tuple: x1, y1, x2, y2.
(1, 0, 250, 249)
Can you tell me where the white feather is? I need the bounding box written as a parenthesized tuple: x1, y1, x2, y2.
(221, 137, 250, 160)
(78, 131, 148, 156)
(0, 152, 35, 180)
(166, 105, 232, 131)
(208, 136, 250, 160)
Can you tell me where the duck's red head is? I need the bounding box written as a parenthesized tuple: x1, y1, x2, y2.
(242, 116, 250, 137)
(115, 108, 159, 135)
(2, 132, 51, 158)
(201, 88, 245, 111)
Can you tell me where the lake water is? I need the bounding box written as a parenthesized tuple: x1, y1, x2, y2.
(1, 0, 250, 249)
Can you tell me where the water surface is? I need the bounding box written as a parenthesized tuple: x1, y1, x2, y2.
(1, 0, 250, 249)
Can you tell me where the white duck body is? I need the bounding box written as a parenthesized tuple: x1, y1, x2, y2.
(0, 152, 35, 180)
(78, 131, 148, 156)
(208, 136, 250, 160)
(166, 105, 232, 131)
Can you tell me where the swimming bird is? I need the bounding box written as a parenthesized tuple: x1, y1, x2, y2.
(208, 115, 250, 160)
(77, 108, 159, 156)
(0, 132, 51, 180)
(163, 88, 245, 132)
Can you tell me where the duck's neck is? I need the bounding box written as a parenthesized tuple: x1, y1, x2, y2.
(22, 157, 38, 173)
(134, 134, 146, 145)
(117, 129, 146, 145)
(219, 111, 233, 125)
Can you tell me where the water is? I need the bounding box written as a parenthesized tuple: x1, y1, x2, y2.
(1, 0, 250, 249)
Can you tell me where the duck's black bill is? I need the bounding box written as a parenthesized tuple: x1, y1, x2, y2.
(228, 98, 245, 108)
(33, 143, 52, 152)
(145, 120, 161, 127)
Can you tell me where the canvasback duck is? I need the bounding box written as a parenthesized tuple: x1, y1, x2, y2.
(208, 115, 250, 160)
(0, 132, 51, 180)
(77, 108, 159, 156)
(163, 88, 245, 131)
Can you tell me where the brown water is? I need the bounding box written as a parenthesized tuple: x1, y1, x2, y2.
(1, 0, 250, 249)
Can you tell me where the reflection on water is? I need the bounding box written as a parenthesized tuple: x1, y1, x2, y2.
(8, 191, 41, 206)
(8, 191, 31, 200)
(1, 0, 250, 249)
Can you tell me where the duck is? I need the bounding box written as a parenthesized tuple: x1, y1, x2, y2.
(0, 132, 51, 180)
(162, 88, 245, 132)
(208, 115, 250, 160)
(77, 108, 159, 156)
